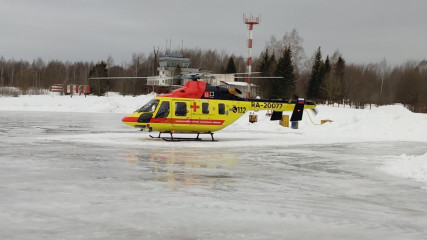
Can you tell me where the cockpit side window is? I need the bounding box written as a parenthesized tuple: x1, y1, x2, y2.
(155, 101, 170, 118)
(137, 99, 160, 112)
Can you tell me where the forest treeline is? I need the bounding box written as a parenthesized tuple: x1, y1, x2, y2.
(0, 29, 426, 112)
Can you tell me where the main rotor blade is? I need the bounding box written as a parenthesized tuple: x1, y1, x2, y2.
(88, 77, 149, 80)
(233, 72, 262, 75)
(233, 77, 284, 79)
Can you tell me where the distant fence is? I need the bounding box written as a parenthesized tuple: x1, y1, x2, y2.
(320, 99, 427, 113)
(50, 84, 90, 95)
(317, 99, 371, 109)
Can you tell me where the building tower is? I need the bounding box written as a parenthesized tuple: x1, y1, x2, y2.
(243, 13, 260, 98)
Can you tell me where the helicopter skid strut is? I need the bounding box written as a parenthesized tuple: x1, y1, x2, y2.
(149, 131, 216, 142)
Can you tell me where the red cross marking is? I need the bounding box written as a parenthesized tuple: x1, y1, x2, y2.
(190, 102, 200, 112)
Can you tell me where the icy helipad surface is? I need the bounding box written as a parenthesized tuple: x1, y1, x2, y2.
(1, 110, 427, 239)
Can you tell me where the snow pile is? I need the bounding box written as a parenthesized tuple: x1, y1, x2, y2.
(229, 104, 427, 143)
(382, 153, 427, 183)
(0, 92, 155, 113)
(0, 87, 22, 96)
(306, 104, 427, 142)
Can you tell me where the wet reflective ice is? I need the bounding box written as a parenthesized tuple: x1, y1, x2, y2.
(1, 111, 427, 239)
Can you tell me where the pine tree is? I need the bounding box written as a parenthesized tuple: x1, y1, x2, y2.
(307, 47, 324, 99)
(258, 50, 271, 74)
(257, 50, 276, 98)
(88, 61, 108, 96)
(272, 46, 295, 99)
(324, 55, 331, 74)
(283, 47, 296, 99)
(335, 56, 346, 98)
(225, 56, 237, 73)
(267, 53, 276, 76)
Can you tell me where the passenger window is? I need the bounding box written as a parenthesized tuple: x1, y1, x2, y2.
(218, 103, 225, 115)
(202, 103, 209, 114)
(155, 101, 170, 118)
(175, 102, 187, 116)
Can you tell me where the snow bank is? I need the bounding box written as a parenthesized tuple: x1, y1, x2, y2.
(228, 104, 427, 143)
(0, 92, 155, 113)
(381, 153, 427, 183)
(305, 104, 427, 142)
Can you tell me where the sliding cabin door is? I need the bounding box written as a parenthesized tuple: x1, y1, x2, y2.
(171, 100, 192, 128)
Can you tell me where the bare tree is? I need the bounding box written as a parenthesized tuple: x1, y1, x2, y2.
(321, 66, 341, 101)
(0, 57, 5, 87)
(106, 55, 114, 69)
(282, 29, 306, 73)
(130, 53, 146, 95)
(32, 58, 45, 89)
(329, 50, 342, 65)
(8, 60, 16, 87)
(131, 53, 144, 76)
(152, 47, 159, 76)
(265, 28, 306, 73)
(377, 58, 388, 99)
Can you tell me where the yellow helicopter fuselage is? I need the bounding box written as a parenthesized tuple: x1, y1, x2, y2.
(122, 96, 315, 133)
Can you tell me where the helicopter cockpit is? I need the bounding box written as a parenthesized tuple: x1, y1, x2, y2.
(137, 99, 159, 113)
(133, 99, 160, 124)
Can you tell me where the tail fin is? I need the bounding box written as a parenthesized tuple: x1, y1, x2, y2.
(290, 98, 305, 121)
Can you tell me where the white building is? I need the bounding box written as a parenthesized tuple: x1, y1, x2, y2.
(147, 55, 200, 86)
(146, 55, 246, 90)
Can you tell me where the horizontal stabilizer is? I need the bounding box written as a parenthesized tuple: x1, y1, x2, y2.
(270, 111, 283, 121)
(311, 107, 319, 116)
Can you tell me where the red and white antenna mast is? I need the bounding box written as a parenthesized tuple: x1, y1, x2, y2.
(243, 13, 260, 98)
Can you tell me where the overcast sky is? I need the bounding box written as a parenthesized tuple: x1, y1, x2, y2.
(1, 0, 426, 66)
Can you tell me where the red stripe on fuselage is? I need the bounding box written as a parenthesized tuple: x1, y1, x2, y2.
(190, 119, 225, 125)
(122, 116, 139, 122)
(149, 118, 172, 123)
(150, 118, 224, 125)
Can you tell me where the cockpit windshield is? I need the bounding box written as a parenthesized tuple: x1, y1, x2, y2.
(136, 99, 160, 112)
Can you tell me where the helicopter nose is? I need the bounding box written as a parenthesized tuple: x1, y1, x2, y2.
(122, 114, 139, 127)
(122, 116, 138, 122)
(122, 112, 154, 128)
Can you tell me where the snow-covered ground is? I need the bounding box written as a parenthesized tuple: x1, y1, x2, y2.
(1, 93, 427, 239)
(1, 93, 426, 184)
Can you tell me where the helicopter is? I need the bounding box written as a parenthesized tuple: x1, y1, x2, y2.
(107, 73, 317, 141)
